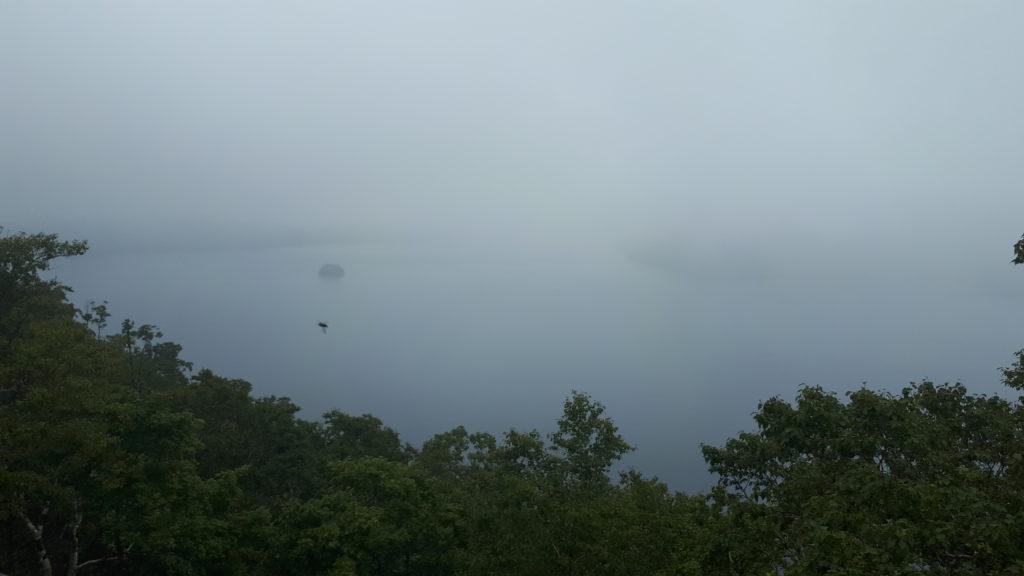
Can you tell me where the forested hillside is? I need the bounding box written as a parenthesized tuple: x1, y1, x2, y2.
(2, 230, 1024, 575)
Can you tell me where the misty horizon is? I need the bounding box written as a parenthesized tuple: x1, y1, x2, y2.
(5, 1, 1024, 490)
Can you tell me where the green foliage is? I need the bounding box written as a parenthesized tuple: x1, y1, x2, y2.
(0, 320, 208, 575)
(78, 300, 110, 337)
(173, 369, 324, 499)
(700, 384, 1024, 575)
(320, 411, 414, 464)
(1003, 349, 1024, 391)
(0, 230, 88, 398)
(0, 230, 82, 293)
(112, 319, 192, 392)
(550, 390, 633, 488)
(276, 458, 459, 576)
(4, 227, 1024, 575)
(412, 393, 675, 576)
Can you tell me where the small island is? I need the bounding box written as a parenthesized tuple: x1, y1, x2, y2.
(318, 263, 345, 279)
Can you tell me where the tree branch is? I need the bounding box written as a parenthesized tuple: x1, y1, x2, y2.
(76, 556, 119, 571)
(15, 508, 53, 576)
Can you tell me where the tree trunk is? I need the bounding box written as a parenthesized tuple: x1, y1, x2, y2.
(65, 503, 83, 576)
(16, 510, 53, 576)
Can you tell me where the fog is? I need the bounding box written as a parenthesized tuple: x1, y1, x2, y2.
(4, 1, 1024, 490)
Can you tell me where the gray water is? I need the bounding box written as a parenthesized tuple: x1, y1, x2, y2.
(53, 240, 1024, 492)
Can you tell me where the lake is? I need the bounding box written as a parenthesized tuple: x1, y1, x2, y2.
(53, 240, 1024, 491)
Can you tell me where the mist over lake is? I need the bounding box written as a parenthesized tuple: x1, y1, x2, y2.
(50, 236, 1023, 491)
(6, 0, 1024, 492)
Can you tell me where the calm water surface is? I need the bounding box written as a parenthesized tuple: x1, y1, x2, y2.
(54, 243, 1023, 491)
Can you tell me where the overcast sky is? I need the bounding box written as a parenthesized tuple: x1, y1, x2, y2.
(5, 1, 1023, 253)
(4, 1, 1024, 488)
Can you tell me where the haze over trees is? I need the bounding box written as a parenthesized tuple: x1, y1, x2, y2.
(1, 230, 1023, 575)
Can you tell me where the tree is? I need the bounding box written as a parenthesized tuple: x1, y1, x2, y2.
(0, 314, 212, 575)
(109, 319, 192, 393)
(549, 391, 632, 489)
(0, 230, 87, 401)
(0, 230, 86, 315)
(173, 369, 324, 500)
(0, 230, 222, 575)
(698, 383, 1024, 575)
(320, 412, 414, 464)
(417, 392, 675, 576)
(77, 300, 110, 338)
(276, 458, 458, 576)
